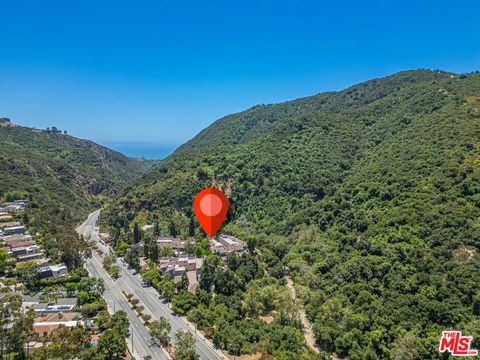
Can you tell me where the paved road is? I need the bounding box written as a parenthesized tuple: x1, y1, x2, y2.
(77, 210, 227, 360)
(77, 210, 170, 360)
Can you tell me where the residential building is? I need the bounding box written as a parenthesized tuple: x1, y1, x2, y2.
(35, 311, 77, 323)
(38, 264, 68, 280)
(3, 235, 33, 245)
(159, 256, 196, 273)
(10, 244, 41, 257)
(32, 298, 77, 315)
(33, 321, 79, 337)
(159, 256, 197, 282)
(156, 237, 189, 254)
(4, 204, 23, 212)
(17, 252, 44, 261)
(0, 214, 13, 222)
(209, 234, 248, 256)
(30, 257, 50, 266)
(3, 200, 28, 212)
(3, 225, 26, 235)
(0, 222, 19, 229)
(8, 240, 36, 249)
(159, 256, 203, 292)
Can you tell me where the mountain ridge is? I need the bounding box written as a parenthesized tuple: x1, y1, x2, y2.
(175, 69, 453, 153)
(0, 120, 155, 219)
(104, 69, 480, 359)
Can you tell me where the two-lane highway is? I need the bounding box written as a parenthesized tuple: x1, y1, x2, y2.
(77, 210, 227, 360)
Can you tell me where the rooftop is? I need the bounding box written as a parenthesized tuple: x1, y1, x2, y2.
(0, 222, 19, 228)
(3, 235, 33, 243)
(17, 252, 44, 261)
(9, 241, 35, 249)
(33, 321, 79, 329)
(11, 244, 40, 253)
(35, 311, 77, 323)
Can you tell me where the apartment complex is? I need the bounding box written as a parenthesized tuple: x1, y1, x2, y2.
(209, 234, 248, 256)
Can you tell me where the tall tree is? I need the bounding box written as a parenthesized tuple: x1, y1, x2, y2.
(0, 249, 11, 275)
(98, 328, 127, 360)
(175, 331, 199, 360)
(150, 317, 171, 346)
(133, 223, 140, 244)
(112, 226, 121, 248)
(169, 221, 177, 237)
(144, 234, 152, 258)
(150, 243, 159, 263)
(188, 217, 195, 237)
(159, 279, 175, 301)
(1, 293, 34, 360)
(110, 310, 129, 332)
(246, 236, 256, 254)
(153, 222, 160, 237)
(98, 311, 129, 360)
(125, 247, 140, 271)
(199, 255, 220, 292)
(22, 211, 29, 226)
(180, 271, 190, 291)
(18, 262, 39, 290)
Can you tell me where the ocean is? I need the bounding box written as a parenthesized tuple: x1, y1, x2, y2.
(102, 141, 176, 160)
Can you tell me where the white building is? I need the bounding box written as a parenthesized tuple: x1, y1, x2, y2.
(209, 234, 248, 256)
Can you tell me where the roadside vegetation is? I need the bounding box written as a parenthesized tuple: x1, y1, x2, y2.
(0, 122, 153, 359)
(103, 70, 480, 358)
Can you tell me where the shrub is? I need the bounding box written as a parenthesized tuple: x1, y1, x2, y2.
(131, 298, 139, 306)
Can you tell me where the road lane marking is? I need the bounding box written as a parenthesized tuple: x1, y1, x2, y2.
(80, 210, 222, 360)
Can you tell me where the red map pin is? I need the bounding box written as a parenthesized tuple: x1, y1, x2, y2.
(194, 188, 229, 238)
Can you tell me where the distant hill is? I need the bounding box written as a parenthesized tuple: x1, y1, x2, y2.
(105, 69, 480, 358)
(177, 70, 452, 151)
(0, 120, 155, 218)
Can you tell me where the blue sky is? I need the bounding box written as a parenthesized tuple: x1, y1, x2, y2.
(1, 0, 479, 158)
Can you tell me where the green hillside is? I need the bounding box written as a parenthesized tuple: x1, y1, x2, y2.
(105, 70, 480, 358)
(0, 120, 155, 268)
(0, 121, 153, 213)
(177, 69, 451, 151)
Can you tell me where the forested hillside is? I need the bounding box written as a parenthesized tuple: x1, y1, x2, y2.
(177, 69, 451, 151)
(0, 121, 154, 264)
(0, 120, 153, 215)
(105, 70, 480, 358)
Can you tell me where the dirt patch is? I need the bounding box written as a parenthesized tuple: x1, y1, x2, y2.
(285, 277, 320, 353)
(259, 315, 274, 324)
(453, 246, 476, 263)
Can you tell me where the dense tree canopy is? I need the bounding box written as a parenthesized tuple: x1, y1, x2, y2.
(104, 70, 480, 358)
